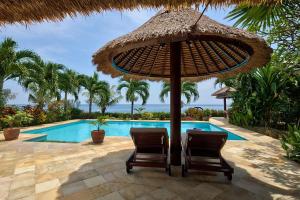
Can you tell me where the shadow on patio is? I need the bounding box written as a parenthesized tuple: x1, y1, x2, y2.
(55, 147, 300, 200)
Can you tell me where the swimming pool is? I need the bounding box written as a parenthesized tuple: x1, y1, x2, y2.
(23, 120, 245, 143)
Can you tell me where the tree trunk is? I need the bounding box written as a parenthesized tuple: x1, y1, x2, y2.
(131, 101, 134, 119)
(101, 107, 106, 115)
(89, 96, 92, 117)
(64, 91, 68, 113)
(0, 78, 4, 109)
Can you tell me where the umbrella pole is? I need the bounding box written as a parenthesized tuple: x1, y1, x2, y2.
(224, 97, 227, 118)
(170, 42, 181, 166)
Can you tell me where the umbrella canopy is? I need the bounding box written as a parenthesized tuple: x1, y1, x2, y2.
(0, 0, 281, 25)
(93, 9, 272, 165)
(93, 9, 272, 81)
(212, 86, 236, 99)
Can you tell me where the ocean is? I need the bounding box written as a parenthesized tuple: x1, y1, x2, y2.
(10, 103, 227, 113)
(78, 104, 226, 113)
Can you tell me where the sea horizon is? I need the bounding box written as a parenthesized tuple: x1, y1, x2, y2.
(10, 103, 227, 113)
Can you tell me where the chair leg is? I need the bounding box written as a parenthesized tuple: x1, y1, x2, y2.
(126, 163, 131, 174)
(224, 172, 232, 181)
(168, 164, 171, 176)
(126, 152, 135, 174)
(181, 165, 185, 177)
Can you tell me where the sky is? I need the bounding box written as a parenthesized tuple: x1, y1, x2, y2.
(0, 6, 235, 105)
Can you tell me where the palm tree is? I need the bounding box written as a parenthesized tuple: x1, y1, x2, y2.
(0, 38, 38, 108)
(94, 85, 122, 114)
(22, 57, 65, 109)
(117, 79, 149, 118)
(159, 82, 199, 105)
(79, 73, 109, 115)
(58, 69, 79, 112)
(226, 3, 286, 31)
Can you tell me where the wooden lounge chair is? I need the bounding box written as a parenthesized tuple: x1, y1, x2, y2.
(182, 129, 234, 180)
(126, 128, 171, 175)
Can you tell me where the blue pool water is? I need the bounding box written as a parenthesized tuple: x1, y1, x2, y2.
(23, 120, 245, 143)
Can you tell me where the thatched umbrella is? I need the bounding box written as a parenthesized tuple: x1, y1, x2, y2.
(0, 0, 282, 25)
(93, 9, 272, 165)
(212, 86, 236, 117)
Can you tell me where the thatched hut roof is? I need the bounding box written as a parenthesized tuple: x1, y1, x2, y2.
(92, 9, 272, 82)
(212, 86, 236, 98)
(0, 0, 282, 25)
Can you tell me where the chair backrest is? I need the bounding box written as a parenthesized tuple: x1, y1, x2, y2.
(186, 130, 228, 157)
(130, 128, 169, 154)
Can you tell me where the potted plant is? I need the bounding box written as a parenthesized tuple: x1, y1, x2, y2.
(1, 111, 33, 141)
(203, 109, 212, 121)
(89, 116, 107, 143)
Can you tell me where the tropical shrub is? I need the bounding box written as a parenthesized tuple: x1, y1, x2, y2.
(141, 112, 153, 120)
(185, 108, 225, 121)
(23, 105, 46, 124)
(281, 125, 300, 163)
(229, 108, 254, 127)
(70, 107, 83, 119)
(223, 0, 300, 130)
(1, 111, 33, 128)
(185, 108, 204, 120)
(47, 101, 70, 122)
(152, 112, 170, 120)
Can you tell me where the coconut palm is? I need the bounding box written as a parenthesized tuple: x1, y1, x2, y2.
(117, 79, 149, 118)
(79, 73, 109, 115)
(226, 2, 286, 31)
(94, 85, 122, 114)
(0, 37, 38, 108)
(58, 69, 79, 112)
(22, 57, 65, 109)
(159, 82, 199, 105)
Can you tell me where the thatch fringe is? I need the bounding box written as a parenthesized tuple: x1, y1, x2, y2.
(0, 0, 282, 25)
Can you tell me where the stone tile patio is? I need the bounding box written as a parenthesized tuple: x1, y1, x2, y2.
(0, 118, 299, 200)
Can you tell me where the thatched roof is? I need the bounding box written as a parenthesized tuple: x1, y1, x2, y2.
(212, 86, 236, 98)
(93, 9, 272, 82)
(0, 0, 282, 25)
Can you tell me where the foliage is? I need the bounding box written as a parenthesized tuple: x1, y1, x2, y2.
(89, 116, 107, 131)
(47, 101, 70, 122)
(221, 1, 300, 130)
(222, 65, 299, 128)
(185, 108, 224, 121)
(23, 105, 46, 124)
(117, 78, 149, 118)
(70, 107, 83, 119)
(134, 106, 145, 115)
(152, 112, 170, 120)
(94, 85, 122, 114)
(1, 111, 33, 128)
(2, 89, 16, 105)
(229, 108, 254, 127)
(79, 73, 109, 115)
(160, 81, 199, 105)
(58, 68, 80, 112)
(22, 56, 65, 109)
(281, 125, 300, 163)
(0, 37, 38, 108)
(141, 112, 153, 120)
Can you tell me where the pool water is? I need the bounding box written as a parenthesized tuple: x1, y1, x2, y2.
(23, 120, 245, 143)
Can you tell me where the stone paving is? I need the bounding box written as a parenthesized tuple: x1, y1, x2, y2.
(0, 118, 299, 200)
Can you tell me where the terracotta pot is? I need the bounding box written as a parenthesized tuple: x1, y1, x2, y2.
(91, 130, 105, 143)
(203, 116, 210, 121)
(3, 128, 20, 141)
